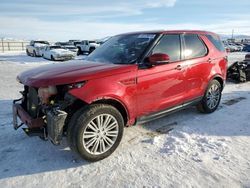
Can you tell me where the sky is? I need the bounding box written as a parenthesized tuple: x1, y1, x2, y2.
(0, 0, 250, 40)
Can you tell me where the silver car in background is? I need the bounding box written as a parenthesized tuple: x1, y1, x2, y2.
(42, 45, 76, 61)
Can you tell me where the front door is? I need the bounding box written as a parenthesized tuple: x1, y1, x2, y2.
(136, 34, 187, 117)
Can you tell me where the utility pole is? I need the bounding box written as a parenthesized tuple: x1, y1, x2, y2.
(231, 29, 234, 40)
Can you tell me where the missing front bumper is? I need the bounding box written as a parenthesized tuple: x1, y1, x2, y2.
(12, 99, 67, 145)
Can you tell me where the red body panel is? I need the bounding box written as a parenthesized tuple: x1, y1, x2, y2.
(136, 61, 186, 117)
(182, 35, 227, 102)
(17, 30, 227, 126)
(68, 66, 138, 124)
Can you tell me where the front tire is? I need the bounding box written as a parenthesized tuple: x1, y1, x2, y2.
(77, 47, 82, 55)
(67, 104, 124, 162)
(89, 47, 95, 54)
(33, 50, 37, 57)
(51, 55, 55, 61)
(26, 49, 30, 56)
(197, 80, 222, 113)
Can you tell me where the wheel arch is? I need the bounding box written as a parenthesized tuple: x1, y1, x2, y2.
(92, 98, 129, 126)
(65, 96, 130, 126)
(210, 74, 225, 90)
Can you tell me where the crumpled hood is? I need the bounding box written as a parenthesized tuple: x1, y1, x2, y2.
(17, 61, 137, 87)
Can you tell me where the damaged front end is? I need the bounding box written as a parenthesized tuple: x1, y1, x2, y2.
(12, 85, 75, 145)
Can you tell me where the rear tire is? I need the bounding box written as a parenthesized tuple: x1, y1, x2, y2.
(51, 55, 55, 61)
(67, 104, 124, 162)
(197, 80, 222, 113)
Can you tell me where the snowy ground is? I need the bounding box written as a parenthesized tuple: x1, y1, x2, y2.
(0, 51, 250, 188)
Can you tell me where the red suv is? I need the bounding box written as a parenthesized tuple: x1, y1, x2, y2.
(13, 30, 227, 161)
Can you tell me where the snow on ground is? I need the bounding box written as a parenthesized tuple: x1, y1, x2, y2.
(0, 51, 250, 188)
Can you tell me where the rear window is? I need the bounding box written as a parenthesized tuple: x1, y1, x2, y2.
(183, 34, 207, 59)
(206, 34, 225, 52)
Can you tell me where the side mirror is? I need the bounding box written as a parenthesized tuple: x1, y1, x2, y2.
(148, 53, 170, 65)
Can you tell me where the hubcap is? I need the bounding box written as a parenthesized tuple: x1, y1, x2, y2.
(206, 84, 220, 109)
(82, 114, 119, 155)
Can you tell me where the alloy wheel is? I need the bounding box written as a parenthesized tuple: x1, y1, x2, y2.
(206, 84, 221, 109)
(82, 114, 119, 155)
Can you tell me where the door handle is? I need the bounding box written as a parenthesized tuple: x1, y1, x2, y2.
(175, 65, 182, 70)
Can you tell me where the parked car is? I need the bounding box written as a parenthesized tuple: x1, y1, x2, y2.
(224, 44, 238, 52)
(68, 40, 81, 43)
(227, 61, 250, 82)
(13, 30, 227, 161)
(235, 43, 244, 51)
(42, 45, 76, 61)
(76, 40, 100, 55)
(69, 40, 81, 46)
(243, 44, 250, 52)
(229, 43, 241, 51)
(26, 40, 49, 57)
(245, 53, 250, 61)
(55, 42, 78, 53)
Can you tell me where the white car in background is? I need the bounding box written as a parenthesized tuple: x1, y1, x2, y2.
(76, 40, 100, 55)
(42, 45, 77, 61)
(26, 40, 49, 57)
(55, 42, 78, 53)
(224, 44, 238, 52)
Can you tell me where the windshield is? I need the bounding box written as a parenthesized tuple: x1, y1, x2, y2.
(86, 33, 156, 64)
(34, 41, 49, 45)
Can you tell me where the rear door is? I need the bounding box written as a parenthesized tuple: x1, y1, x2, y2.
(181, 34, 211, 102)
(136, 34, 187, 117)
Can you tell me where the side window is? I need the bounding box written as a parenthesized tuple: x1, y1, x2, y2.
(206, 34, 225, 52)
(152, 34, 181, 62)
(184, 34, 207, 59)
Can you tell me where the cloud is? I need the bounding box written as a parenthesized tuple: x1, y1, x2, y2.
(0, 16, 249, 41)
(0, 0, 249, 40)
(0, 0, 177, 18)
